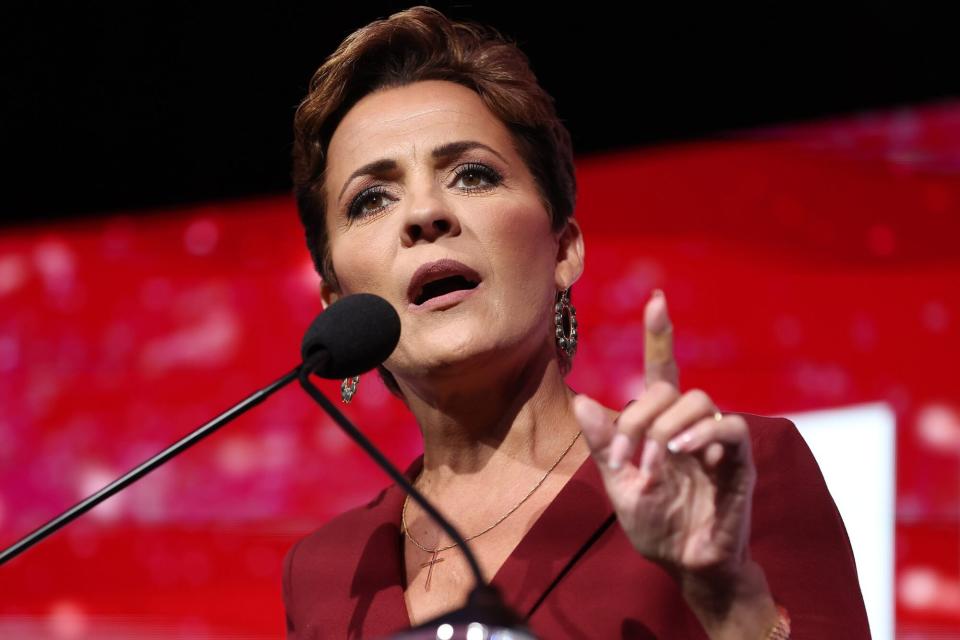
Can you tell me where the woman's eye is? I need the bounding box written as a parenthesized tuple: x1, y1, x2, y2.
(348, 187, 392, 219)
(454, 164, 502, 190)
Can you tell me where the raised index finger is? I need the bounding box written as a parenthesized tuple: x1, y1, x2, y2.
(644, 289, 679, 389)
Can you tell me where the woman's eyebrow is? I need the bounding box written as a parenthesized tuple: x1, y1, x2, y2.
(337, 140, 508, 204)
(338, 158, 398, 204)
(431, 140, 507, 165)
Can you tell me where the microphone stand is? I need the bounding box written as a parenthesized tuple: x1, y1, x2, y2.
(298, 356, 530, 636)
(0, 366, 303, 566)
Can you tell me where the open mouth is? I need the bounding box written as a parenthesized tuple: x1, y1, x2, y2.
(413, 275, 480, 306)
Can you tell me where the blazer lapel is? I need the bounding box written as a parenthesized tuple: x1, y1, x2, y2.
(490, 454, 616, 619)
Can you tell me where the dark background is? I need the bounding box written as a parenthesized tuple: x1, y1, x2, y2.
(3, 2, 956, 226)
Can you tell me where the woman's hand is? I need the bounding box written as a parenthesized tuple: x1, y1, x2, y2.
(572, 290, 778, 638)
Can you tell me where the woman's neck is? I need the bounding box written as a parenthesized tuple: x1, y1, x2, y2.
(397, 343, 581, 486)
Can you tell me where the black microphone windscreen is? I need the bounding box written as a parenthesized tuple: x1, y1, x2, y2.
(300, 293, 401, 378)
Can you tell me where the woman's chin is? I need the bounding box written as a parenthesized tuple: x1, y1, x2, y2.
(394, 330, 540, 386)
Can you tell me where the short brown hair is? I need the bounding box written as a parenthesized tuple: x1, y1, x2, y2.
(292, 5, 577, 396)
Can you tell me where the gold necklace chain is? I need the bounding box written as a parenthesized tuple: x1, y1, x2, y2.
(401, 429, 582, 556)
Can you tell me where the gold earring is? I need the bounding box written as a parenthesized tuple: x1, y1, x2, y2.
(341, 375, 360, 404)
(555, 287, 578, 358)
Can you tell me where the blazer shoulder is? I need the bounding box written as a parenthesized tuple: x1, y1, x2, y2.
(281, 483, 397, 629)
(281, 477, 414, 637)
(724, 410, 800, 454)
(285, 483, 394, 564)
(726, 410, 834, 509)
(732, 411, 873, 637)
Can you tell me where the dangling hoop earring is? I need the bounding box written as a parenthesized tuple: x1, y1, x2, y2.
(555, 287, 578, 358)
(341, 375, 360, 404)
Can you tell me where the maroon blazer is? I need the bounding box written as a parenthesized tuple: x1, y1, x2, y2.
(282, 412, 872, 638)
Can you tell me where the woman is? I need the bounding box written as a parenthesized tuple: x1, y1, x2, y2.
(282, 6, 871, 639)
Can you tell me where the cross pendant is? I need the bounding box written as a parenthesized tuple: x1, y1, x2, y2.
(419, 550, 445, 591)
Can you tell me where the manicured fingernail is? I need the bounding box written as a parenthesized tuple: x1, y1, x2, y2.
(639, 438, 659, 477)
(645, 293, 671, 335)
(608, 432, 630, 471)
(667, 431, 691, 454)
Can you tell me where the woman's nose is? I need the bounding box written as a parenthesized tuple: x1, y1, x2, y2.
(400, 187, 461, 246)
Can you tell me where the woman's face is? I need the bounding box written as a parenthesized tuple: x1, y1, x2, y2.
(321, 79, 582, 387)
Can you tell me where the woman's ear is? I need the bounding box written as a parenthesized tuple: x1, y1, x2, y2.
(554, 217, 585, 290)
(319, 279, 341, 310)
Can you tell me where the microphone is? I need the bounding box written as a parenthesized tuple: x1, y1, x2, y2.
(301, 292, 402, 378)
